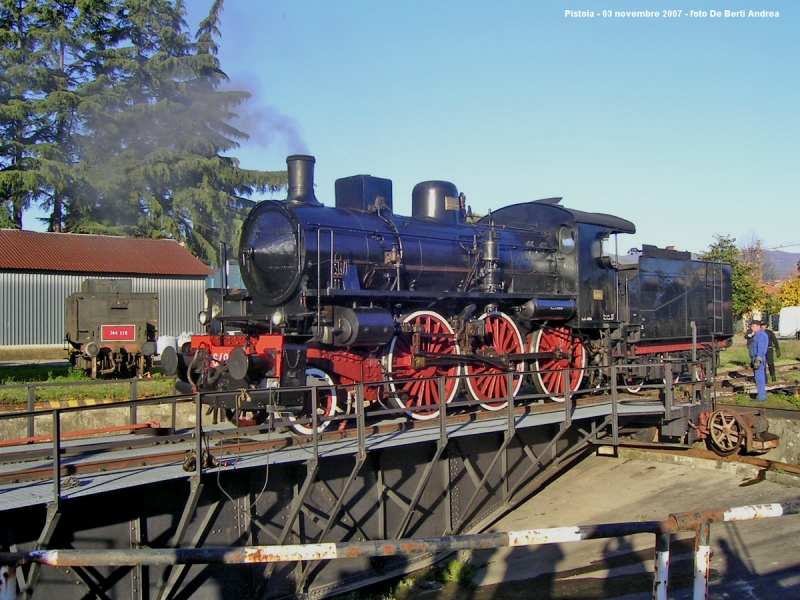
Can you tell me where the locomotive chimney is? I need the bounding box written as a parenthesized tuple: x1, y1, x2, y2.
(286, 155, 321, 206)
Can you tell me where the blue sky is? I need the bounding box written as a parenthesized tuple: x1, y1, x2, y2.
(26, 0, 799, 257)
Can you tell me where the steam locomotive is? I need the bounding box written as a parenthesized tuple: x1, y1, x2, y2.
(162, 155, 733, 432)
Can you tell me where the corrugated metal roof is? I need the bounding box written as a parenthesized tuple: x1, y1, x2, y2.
(0, 230, 213, 276)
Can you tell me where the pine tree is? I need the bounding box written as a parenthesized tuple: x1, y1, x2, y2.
(71, 0, 285, 262)
(0, 0, 42, 228)
(3, 0, 286, 263)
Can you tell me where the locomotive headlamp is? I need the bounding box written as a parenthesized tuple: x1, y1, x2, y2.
(198, 310, 210, 326)
(85, 342, 100, 357)
(271, 310, 286, 327)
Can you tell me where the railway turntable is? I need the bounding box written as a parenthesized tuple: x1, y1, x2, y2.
(0, 362, 780, 599)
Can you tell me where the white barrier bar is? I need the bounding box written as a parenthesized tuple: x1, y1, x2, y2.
(653, 531, 670, 600)
(693, 523, 711, 600)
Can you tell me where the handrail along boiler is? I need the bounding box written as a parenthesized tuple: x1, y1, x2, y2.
(163, 155, 735, 438)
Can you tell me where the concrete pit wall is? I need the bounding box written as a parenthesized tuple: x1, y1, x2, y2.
(0, 400, 213, 443)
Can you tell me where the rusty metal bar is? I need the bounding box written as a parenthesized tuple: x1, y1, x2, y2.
(0, 499, 796, 600)
(4, 500, 798, 569)
(0, 421, 161, 448)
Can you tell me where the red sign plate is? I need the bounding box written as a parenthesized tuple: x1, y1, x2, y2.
(101, 325, 136, 342)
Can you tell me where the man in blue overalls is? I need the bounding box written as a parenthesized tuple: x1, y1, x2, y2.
(749, 319, 769, 401)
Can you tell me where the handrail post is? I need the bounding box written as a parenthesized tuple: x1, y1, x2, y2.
(506, 371, 514, 435)
(610, 363, 619, 445)
(52, 410, 61, 506)
(664, 362, 674, 413)
(356, 383, 366, 460)
(311, 385, 319, 461)
(194, 392, 202, 477)
(693, 522, 711, 600)
(564, 367, 571, 427)
(129, 378, 138, 425)
(653, 530, 670, 600)
(27, 384, 35, 438)
(438, 376, 447, 436)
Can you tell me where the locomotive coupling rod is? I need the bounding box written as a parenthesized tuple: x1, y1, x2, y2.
(412, 352, 508, 370)
(412, 351, 558, 370)
(517, 351, 561, 362)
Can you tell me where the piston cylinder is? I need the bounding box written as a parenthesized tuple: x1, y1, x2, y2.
(518, 298, 577, 321)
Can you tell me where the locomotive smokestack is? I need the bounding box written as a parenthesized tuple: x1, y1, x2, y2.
(287, 155, 321, 206)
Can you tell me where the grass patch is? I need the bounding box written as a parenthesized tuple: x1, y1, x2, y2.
(331, 559, 479, 600)
(718, 338, 800, 371)
(718, 338, 800, 411)
(0, 364, 175, 404)
(721, 392, 800, 411)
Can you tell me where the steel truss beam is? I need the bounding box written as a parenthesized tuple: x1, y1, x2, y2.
(155, 479, 204, 600)
(20, 502, 60, 600)
(1, 377, 642, 599)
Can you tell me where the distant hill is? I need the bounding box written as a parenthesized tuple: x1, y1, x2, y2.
(764, 250, 800, 280)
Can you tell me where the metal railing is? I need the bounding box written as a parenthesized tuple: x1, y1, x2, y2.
(0, 500, 796, 600)
(0, 377, 149, 438)
(0, 357, 715, 506)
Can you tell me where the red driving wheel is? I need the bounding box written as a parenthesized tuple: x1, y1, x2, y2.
(465, 312, 524, 411)
(530, 326, 586, 402)
(386, 310, 460, 420)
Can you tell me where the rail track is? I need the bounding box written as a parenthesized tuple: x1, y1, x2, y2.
(1, 392, 798, 488)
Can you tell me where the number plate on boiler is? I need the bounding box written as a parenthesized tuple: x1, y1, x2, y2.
(101, 325, 136, 342)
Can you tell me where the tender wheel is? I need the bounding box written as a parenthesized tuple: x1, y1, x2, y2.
(621, 376, 645, 394)
(386, 310, 460, 420)
(530, 327, 586, 402)
(707, 409, 743, 457)
(626, 426, 657, 443)
(465, 312, 525, 411)
(224, 408, 267, 428)
(286, 368, 339, 435)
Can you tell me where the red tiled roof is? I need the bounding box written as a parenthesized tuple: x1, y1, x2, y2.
(0, 230, 213, 277)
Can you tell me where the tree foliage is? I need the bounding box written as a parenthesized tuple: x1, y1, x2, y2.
(0, 0, 287, 262)
(779, 279, 800, 307)
(698, 234, 764, 318)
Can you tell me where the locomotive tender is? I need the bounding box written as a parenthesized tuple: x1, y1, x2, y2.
(65, 279, 158, 379)
(164, 155, 733, 432)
